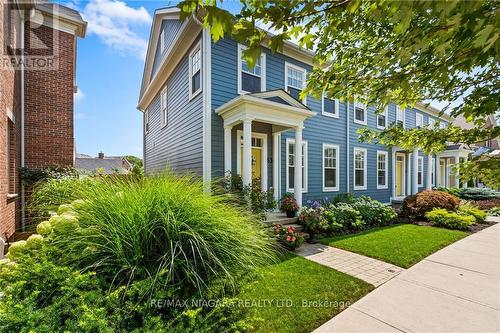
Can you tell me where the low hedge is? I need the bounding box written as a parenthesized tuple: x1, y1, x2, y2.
(426, 208, 475, 230)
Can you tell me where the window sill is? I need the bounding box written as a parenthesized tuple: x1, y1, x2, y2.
(353, 186, 367, 191)
(6, 193, 18, 200)
(322, 112, 339, 119)
(377, 185, 389, 190)
(376, 125, 386, 130)
(188, 88, 202, 101)
(353, 119, 367, 125)
(323, 187, 339, 192)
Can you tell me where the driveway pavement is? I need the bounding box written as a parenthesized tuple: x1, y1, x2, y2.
(314, 220, 500, 333)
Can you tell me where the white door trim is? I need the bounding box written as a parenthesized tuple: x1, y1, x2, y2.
(236, 130, 268, 190)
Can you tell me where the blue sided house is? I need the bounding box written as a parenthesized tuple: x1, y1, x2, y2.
(137, 7, 473, 206)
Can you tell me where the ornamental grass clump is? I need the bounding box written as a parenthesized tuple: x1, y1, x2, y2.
(32, 173, 278, 297)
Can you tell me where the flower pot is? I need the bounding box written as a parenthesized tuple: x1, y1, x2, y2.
(307, 232, 318, 244)
(286, 210, 296, 218)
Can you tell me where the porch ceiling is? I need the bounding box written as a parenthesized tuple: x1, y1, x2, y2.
(215, 90, 316, 130)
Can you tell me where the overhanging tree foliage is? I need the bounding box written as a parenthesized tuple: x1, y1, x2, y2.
(179, 0, 499, 186)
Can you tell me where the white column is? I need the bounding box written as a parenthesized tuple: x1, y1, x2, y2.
(436, 156, 441, 187)
(406, 152, 412, 196)
(445, 159, 450, 188)
(224, 126, 232, 176)
(294, 126, 303, 207)
(454, 154, 460, 188)
(412, 148, 418, 195)
(463, 155, 468, 188)
(273, 132, 280, 201)
(426, 154, 433, 190)
(391, 147, 396, 199)
(242, 118, 252, 186)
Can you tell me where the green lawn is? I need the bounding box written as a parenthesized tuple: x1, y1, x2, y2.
(320, 224, 468, 268)
(238, 253, 373, 333)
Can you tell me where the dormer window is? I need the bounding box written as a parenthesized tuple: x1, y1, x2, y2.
(189, 42, 202, 99)
(238, 44, 266, 94)
(285, 62, 306, 104)
(354, 102, 367, 125)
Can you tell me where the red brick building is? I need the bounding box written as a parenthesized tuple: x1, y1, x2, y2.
(0, 0, 85, 241)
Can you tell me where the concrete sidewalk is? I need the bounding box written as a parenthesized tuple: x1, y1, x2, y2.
(314, 221, 500, 333)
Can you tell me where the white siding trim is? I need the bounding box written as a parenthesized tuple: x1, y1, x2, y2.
(353, 147, 367, 190)
(396, 105, 406, 128)
(202, 30, 211, 187)
(416, 112, 424, 128)
(376, 150, 389, 189)
(160, 85, 168, 128)
(322, 143, 340, 192)
(286, 137, 308, 193)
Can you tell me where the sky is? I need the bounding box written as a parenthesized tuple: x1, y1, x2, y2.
(60, 0, 242, 158)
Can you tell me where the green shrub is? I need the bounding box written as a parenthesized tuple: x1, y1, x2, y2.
(402, 190, 460, 219)
(459, 187, 500, 200)
(489, 207, 500, 217)
(434, 186, 461, 197)
(351, 196, 397, 226)
(322, 210, 344, 233)
(458, 203, 487, 223)
(330, 193, 355, 205)
(327, 203, 365, 230)
(425, 208, 475, 230)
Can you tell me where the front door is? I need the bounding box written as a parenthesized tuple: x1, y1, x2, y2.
(238, 132, 266, 188)
(240, 147, 262, 180)
(395, 154, 405, 197)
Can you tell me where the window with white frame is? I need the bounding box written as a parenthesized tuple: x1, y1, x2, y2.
(354, 102, 367, 125)
(440, 121, 446, 129)
(160, 87, 168, 127)
(286, 139, 307, 192)
(144, 109, 149, 133)
(429, 117, 436, 128)
(322, 95, 339, 118)
(353, 148, 367, 190)
(396, 106, 405, 128)
(418, 156, 423, 186)
(323, 144, 339, 191)
(160, 29, 165, 54)
(377, 151, 388, 189)
(377, 106, 388, 129)
(189, 43, 202, 98)
(416, 113, 424, 128)
(238, 44, 265, 94)
(285, 63, 306, 103)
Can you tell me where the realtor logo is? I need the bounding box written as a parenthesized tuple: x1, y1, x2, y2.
(2, 1, 60, 70)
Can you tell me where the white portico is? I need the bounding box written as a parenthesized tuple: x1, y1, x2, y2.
(216, 90, 316, 206)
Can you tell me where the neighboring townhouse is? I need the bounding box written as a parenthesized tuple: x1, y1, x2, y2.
(138, 7, 470, 206)
(0, 0, 86, 239)
(75, 152, 133, 175)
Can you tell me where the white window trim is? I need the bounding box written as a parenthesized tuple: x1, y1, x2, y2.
(160, 86, 167, 128)
(440, 121, 446, 129)
(429, 117, 436, 128)
(396, 105, 406, 128)
(376, 150, 388, 189)
(286, 137, 308, 193)
(353, 147, 367, 190)
(353, 101, 367, 125)
(322, 143, 340, 192)
(144, 108, 149, 134)
(284, 61, 307, 105)
(418, 156, 424, 187)
(188, 41, 202, 100)
(377, 106, 388, 129)
(416, 113, 424, 128)
(237, 44, 266, 95)
(321, 95, 339, 118)
(160, 29, 165, 54)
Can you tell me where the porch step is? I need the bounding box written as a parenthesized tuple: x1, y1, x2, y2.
(264, 212, 298, 226)
(279, 223, 304, 232)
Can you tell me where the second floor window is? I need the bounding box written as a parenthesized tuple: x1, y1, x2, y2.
(322, 95, 339, 118)
(144, 109, 149, 134)
(161, 87, 168, 127)
(396, 106, 405, 128)
(189, 43, 201, 98)
(416, 113, 424, 128)
(285, 62, 306, 104)
(377, 106, 388, 129)
(238, 44, 265, 94)
(354, 102, 366, 125)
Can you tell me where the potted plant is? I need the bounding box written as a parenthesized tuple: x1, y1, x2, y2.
(280, 193, 299, 218)
(273, 224, 304, 250)
(298, 205, 324, 243)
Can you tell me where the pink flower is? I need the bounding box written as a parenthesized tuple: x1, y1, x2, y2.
(291, 236, 296, 242)
(286, 236, 291, 241)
